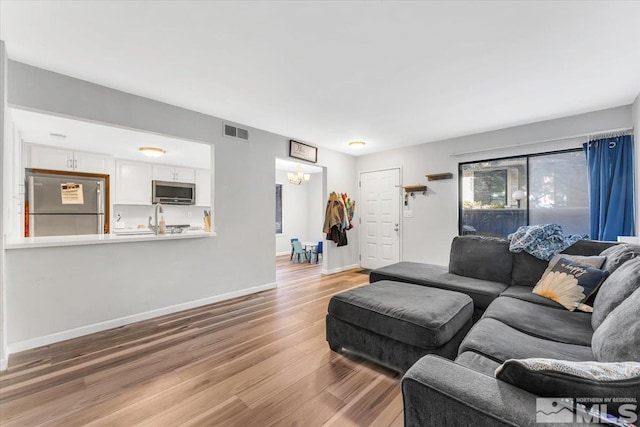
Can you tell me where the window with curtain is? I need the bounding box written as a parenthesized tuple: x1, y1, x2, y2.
(583, 134, 635, 240)
(275, 184, 282, 234)
(459, 149, 590, 237)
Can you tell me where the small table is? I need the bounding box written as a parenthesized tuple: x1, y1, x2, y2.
(302, 242, 318, 263)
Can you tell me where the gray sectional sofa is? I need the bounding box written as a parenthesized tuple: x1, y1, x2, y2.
(329, 235, 640, 426)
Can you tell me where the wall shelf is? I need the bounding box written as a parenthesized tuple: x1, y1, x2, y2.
(403, 185, 427, 194)
(426, 173, 453, 181)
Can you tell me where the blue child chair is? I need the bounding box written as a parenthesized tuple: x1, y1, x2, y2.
(290, 238, 299, 260)
(291, 240, 310, 263)
(314, 241, 323, 263)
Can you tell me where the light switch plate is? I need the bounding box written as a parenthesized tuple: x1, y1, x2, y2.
(404, 210, 414, 218)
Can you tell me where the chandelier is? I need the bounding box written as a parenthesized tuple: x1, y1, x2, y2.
(288, 164, 310, 185)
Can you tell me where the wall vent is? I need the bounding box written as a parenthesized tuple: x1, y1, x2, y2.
(237, 128, 249, 140)
(223, 123, 249, 140)
(224, 124, 237, 137)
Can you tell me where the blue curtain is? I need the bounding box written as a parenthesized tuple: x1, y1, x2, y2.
(583, 135, 635, 241)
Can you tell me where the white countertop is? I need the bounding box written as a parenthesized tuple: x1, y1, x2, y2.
(5, 230, 215, 249)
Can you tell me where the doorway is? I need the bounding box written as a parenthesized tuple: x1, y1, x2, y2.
(275, 158, 325, 274)
(359, 168, 401, 269)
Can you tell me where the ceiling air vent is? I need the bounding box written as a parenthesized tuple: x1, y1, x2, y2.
(224, 124, 237, 137)
(237, 128, 249, 140)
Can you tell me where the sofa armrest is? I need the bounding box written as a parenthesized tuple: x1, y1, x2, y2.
(402, 355, 542, 427)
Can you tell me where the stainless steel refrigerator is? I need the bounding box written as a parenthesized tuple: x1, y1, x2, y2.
(28, 171, 106, 237)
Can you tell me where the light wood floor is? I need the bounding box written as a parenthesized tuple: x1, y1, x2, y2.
(0, 256, 403, 426)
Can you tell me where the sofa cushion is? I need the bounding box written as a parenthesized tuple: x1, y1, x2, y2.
(592, 258, 640, 330)
(482, 297, 593, 346)
(455, 351, 501, 377)
(532, 258, 609, 311)
(449, 236, 512, 285)
(592, 288, 640, 362)
(370, 262, 508, 310)
(499, 286, 565, 308)
(510, 240, 616, 287)
(459, 318, 595, 363)
(541, 254, 606, 279)
(600, 244, 640, 275)
(564, 239, 618, 256)
(495, 359, 640, 414)
(510, 252, 548, 287)
(327, 280, 473, 349)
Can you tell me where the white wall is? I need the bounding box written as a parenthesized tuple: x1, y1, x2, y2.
(0, 41, 8, 369)
(306, 171, 325, 245)
(4, 61, 358, 352)
(275, 169, 312, 254)
(356, 105, 634, 266)
(315, 149, 358, 274)
(634, 93, 640, 235)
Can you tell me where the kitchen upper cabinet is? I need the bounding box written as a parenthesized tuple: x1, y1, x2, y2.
(115, 160, 153, 205)
(74, 150, 113, 174)
(152, 165, 195, 183)
(195, 169, 211, 207)
(27, 144, 113, 174)
(28, 145, 73, 171)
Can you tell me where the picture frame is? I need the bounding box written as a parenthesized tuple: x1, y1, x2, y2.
(289, 140, 318, 163)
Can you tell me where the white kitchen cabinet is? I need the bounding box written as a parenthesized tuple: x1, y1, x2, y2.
(195, 169, 211, 207)
(27, 144, 113, 174)
(28, 145, 74, 171)
(152, 165, 195, 183)
(73, 151, 113, 174)
(115, 160, 153, 205)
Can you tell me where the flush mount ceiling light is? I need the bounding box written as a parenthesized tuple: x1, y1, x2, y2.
(287, 164, 311, 185)
(348, 141, 366, 149)
(139, 146, 166, 157)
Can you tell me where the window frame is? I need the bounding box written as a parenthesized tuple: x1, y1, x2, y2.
(275, 183, 283, 235)
(458, 147, 585, 236)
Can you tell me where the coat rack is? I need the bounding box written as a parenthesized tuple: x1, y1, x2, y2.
(402, 185, 427, 196)
(402, 185, 427, 206)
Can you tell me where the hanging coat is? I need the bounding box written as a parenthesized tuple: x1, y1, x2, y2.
(324, 192, 348, 246)
(323, 192, 345, 234)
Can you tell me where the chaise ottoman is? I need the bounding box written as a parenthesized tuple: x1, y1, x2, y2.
(326, 280, 474, 373)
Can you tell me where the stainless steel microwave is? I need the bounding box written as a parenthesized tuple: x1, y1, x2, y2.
(152, 180, 196, 205)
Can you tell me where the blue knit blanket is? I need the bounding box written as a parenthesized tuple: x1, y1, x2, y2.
(508, 224, 588, 261)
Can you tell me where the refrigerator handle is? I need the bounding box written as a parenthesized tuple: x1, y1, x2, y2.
(97, 182, 104, 235)
(28, 176, 35, 237)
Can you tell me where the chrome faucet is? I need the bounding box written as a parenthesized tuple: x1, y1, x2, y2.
(148, 203, 164, 235)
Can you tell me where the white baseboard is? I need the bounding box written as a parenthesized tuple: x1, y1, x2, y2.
(275, 251, 290, 256)
(0, 358, 7, 371)
(322, 263, 360, 275)
(7, 282, 277, 355)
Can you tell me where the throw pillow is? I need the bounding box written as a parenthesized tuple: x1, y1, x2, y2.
(541, 254, 606, 280)
(599, 244, 640, 275)
(495, 358, 640, 415)
(532, 258, 609, 311)
(592, 258, 640, 330)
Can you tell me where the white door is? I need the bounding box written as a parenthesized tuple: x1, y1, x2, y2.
(359, 169, 400, 269)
